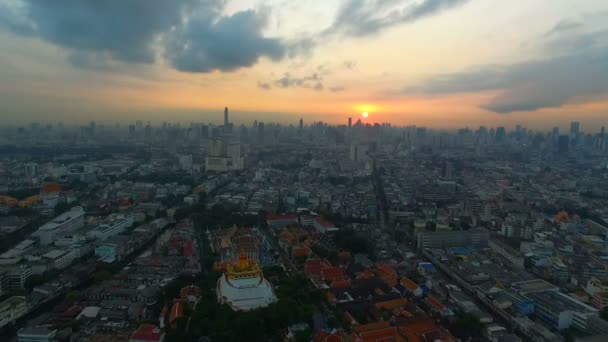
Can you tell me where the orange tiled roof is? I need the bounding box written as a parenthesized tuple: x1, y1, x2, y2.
(353, 322, 391, 333)
(398, 318, 456, 342)
(376, 264, 399, 287)
(352, 322, 403, 342)
(375, 298, 408, 311)
(401, 277, 419, 291)
(314, 330, 346, 342)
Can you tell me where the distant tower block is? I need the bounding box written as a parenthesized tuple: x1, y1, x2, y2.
(224, 107, 229, 127)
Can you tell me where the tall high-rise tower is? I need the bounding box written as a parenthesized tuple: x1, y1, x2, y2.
(258, 122, 265, 144)
(224, 107, 229, 127)
(348, 117, 352, 129)
(299, 118, 303, 130)
(570, 121, 580, 135)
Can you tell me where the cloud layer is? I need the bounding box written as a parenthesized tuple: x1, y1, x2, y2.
(407, 23, 608, 113)
(274, 73, 324, 91)
(0, 0, 288, 73)
(326, 0, 469, 37)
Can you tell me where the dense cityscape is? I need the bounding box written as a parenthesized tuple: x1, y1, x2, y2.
(0, 109, 605, 342)
(2, 1, 608, 341)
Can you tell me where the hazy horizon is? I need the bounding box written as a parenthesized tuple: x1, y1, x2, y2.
(1, 0, 608, 130)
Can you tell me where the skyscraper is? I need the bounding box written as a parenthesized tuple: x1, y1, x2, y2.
(496, 126, 506, 142)
(206, 108, 244, 171)
(348, 117, 352, 129)
(257, 122, 265, 144)
(552, 127, 560, 139)
(598, 126, 606, 151)
(299, 118, 303, 130)
(570, 121, 580, 135)
(558, 135, 569, 153)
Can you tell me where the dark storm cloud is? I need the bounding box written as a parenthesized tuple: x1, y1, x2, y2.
(0, 0, 199, 64)
(0, 0, 292, 73)
(165, 9, 286, 72)
(325, 0, 469, 37)
(274, 73, 324, 91)
(406, 26, 608, 113)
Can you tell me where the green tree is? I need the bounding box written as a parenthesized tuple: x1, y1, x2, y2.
(294, 328, 312, 342)
(449, 313, 483, 340)
(94, 270, 112, 283)
(65, 290, 81, 304)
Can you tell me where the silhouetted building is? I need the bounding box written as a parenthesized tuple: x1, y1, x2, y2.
(558, 135, 569, 153)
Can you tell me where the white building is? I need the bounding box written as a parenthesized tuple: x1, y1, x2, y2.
(179, 154, 193, 171)
(349, 143, 370, 162)
(33, 206, 85, 245)
(54, 231, 87, 247)
(216, 256, 277, 311)
(17, 326, 57, 342)
(86, 214, 134, 241)
(6, 266, 31, 290)
(0, 239, 35, 259)
(42, 249, 75, 270)
(205, 138, 244, 172)
(313, 217, 338, 234)
(0, 296, 27, 329)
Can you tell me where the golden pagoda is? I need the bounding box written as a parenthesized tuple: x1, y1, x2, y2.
(216, 252, 277, 311)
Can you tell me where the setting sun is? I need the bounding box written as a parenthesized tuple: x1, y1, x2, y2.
(362, 112, 369, 118)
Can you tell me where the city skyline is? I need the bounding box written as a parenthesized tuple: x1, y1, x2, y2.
(1, 1, 608, 129)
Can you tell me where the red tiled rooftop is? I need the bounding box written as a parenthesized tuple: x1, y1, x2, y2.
(353, 321, 391, 333)
(425, 297, 445, 311)
(321, 267, 345, 282)
(316, 217, 335, 228)
(305, 259, 323, 275)
(398, 318, 456, 342)
(377, 264, 397, 276)
(131, 324, 163, 342)
(353, 322, 402, 342)
(315, 330, 346, 342)
(267, 213, 298, 220)
(375, 298, 408, 310)
(169, 301, 183, 325)
(331, 279, 352, 289)
(292, 247, 311, 257)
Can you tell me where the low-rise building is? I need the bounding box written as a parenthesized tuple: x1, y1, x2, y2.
(95, 236, 132, 263)
(417, 228, 489, 249)
(0, 296, 27, 328)
(266, 214, 298, 228)
(526, 291, 597, 332)
(129, 324, 165, 342)
(33, 206, 85, 245)
(17, 326, 57, 342)
(86, 214, 134, 241)
(6, 265, 32, 290)
(42, 249, 75, 270)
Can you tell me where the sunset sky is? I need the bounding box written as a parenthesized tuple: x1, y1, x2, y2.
(1, 0, 607, 130)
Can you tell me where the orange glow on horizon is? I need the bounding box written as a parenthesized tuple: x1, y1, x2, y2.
(354, 104, 381, 114)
